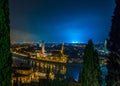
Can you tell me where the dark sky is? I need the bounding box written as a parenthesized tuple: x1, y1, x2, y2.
(9, 0, 115, 43)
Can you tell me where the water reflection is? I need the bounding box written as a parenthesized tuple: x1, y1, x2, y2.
(12, 57, 68, 85)
(12, 56, 107, 86)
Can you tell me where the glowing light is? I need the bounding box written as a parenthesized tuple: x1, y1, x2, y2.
(72, 41, 78, 43)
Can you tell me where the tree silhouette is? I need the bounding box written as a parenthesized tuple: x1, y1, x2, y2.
(109, 0, 120, 54)
(107, 0, 120, 85)
(80, 40, 101, 86)
(0, 0, 12, 86)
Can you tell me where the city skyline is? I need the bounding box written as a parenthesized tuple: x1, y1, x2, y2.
(10, 0, 115, 43)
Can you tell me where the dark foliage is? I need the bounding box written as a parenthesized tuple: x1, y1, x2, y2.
(106, 53, 120, 86)
(109, 0, 120, 54)
(106, 0, 120, 85)
(0, 0, 12, 86)
(79, 40, 101, 86)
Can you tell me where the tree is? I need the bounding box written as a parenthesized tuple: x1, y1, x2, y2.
(0, 0, 12, 86)
(106, 0, 120, 85)
(109, 0, 120, 54)
(80, 40, 101, 86)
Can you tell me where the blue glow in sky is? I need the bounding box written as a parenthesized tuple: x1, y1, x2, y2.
(10, 0, 115, 43)
(72, 41, 79, 44)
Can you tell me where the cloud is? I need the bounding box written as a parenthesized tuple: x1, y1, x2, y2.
(10, 29, 38, 42)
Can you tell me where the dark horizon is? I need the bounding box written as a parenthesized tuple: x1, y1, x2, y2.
(9, 0, 115, 43)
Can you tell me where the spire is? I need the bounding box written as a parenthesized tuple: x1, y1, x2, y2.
(104, 39, 109, 54)
(61, 43, 64, 55)
(41, 40, 45, 54)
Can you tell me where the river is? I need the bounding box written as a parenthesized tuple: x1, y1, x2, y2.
(12, 56, 107, 86)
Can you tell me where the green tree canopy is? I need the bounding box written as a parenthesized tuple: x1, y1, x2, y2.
(0, 0, 12, 86)
(80, 40, 101, 86)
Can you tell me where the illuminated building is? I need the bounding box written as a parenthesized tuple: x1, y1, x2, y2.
(61, 43, 64, 55)
(41, 40, 45, 54)
(104, 40, 109, 54)
(11, 62, 66, 85)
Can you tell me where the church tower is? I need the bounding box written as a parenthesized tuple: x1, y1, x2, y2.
(41, 40, 45, 54)
(104, 40, 109, 54)
(61, 43, 64, 55)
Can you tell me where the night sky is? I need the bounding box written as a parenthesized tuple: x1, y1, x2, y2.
(9, 0, 115, 43)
